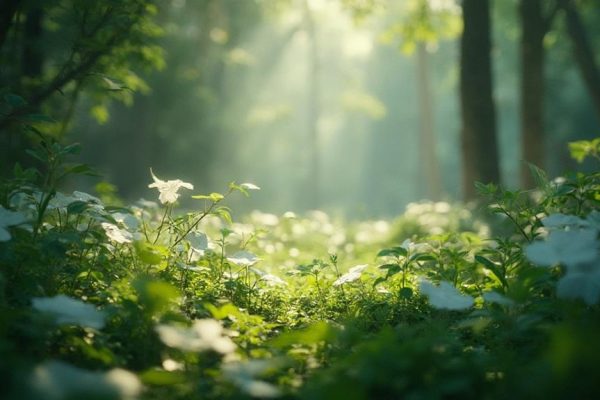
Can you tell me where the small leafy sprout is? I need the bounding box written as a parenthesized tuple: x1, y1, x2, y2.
(155, 319, 237, 354)
(148, 169, 194, 204)
(229, 182, 261, 197)
(569, 137, 600, 163)
(376, 239, 434, 297)
(419, 280, 474, 310)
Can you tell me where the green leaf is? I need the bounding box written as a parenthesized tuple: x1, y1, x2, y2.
(134, 241, 167, 266)
(373, 277, 387, 287)
(214, 207, 232, 225)
(399, 287, 413, 299)
(191, 192, 224, 202)
(204, 303, 241, 320)
(4, 93, 27, 107)
(410, 253, 436, 263)
(271, 321, 335, 348)
(25, 149, 46, 163)
(140, 370, 186, 386)
(475, 254, 508, 289)
(60, 143, 81, 155)
(377, 247, 407, 258)
(134, 278, 180, 315)
(568, 139, 600, 163)
(66, 201, 89, 214)
(527, 163, 548, 190)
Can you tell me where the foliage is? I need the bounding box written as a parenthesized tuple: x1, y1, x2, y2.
(0, 133, 599, 399)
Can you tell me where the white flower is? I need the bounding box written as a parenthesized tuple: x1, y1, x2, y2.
(482, 291, 514, 306)
(187, 231, 209, 256)
(222, 360, 281, 398)
(251, 268, 287, 286)
(101, 222, 133, 244)
(30, 360, 141, 400)
(419, 280, 474, 310)
(177, 262, 208, 273)
(0, 206, 27, 241)
(111, 212, 139, 231)
(227, 251, 260, 267)
(148, 169, 194, 204)
(32, 295, 106, 329)
(557, 268, 600, 305)
(155, 319, 237, 354)
(240, 182, 261, 191)
(525, 228, 598, 268)
(333, 264, 368, 286)
(542, 213, 589, 229)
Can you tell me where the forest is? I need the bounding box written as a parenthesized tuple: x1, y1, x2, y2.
(1, 0, 600, 399)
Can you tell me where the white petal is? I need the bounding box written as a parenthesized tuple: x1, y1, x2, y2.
(30, 360, 141, 399)
(419, 280, 474, 310)
(32, 295, 105, 329)
(543, 213, 588, 228)
(101, 222, 133, 244)
(349, 264, 369, 274)
(482, 291, 514, 306)
(240, 182, 260, 191)
(227, 251, 260, 266)
(0, 227, 11, 242)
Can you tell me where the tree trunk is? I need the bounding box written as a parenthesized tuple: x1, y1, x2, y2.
(519, 0, 545, 188)
(460, 0, 500, 199)
(22, 6, 43, 79)
(0, 0, 20, 49)
(559, 0, 600, 121)
(416, 43, 442, 199)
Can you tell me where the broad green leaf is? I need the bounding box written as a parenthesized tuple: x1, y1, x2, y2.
(475, 255, 508, 289)
(4, 93, 27, 107)
(410, 253, 436, 263)
(377, 247, 407, 257)
(134, 278, 180, 315)
(134, 241, 167, 266)
(399, 287, 413, 299)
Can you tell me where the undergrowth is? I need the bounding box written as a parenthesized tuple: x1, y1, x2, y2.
(1, 133, 600, 400)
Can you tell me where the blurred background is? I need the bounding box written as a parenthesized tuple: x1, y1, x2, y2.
(1, 0, 599, 218)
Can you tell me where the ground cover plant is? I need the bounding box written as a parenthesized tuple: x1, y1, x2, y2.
(0, 131, 599, 400)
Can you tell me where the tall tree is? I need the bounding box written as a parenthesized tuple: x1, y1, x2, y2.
(0, 0, 164, 175)
(460, 0, 500, 199)
(416, 43, 442, 199)
(558, 0, 600, 121)
(519, 0, 558, 188)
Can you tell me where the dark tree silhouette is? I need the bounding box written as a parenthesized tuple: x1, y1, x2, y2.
(460, 0, 500, 199)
